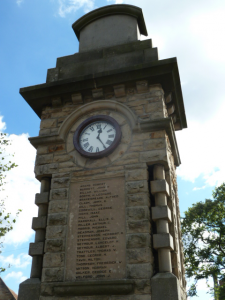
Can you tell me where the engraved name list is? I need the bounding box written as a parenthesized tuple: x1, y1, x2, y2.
(66, 177, 126, 281)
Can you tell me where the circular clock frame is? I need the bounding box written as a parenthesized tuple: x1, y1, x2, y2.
(73, 115, 122, 159)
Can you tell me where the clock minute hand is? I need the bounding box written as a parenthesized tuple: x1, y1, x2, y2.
(96, 135, 106, 149)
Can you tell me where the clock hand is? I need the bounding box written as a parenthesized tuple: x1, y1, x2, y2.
(96, 135, 106, 149)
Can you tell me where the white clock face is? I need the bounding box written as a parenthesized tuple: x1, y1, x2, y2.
(79, 121, 116, 153)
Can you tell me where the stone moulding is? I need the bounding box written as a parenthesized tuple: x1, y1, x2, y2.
(53, 279, 134, 296)
(72, 4, 148, 39)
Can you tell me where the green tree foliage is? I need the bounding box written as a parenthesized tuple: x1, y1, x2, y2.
(182, 183, 225, 299)
(0, 133, 19, 273)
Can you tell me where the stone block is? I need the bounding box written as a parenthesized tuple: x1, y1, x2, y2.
(126, 169, 148, 181)
(134, 279, 151, 295)
(111, 296, 150, 300)
(42, 267, 64, 282)
(39, 128, 51, 136)
(51, 177, 70, 189)
(126, 181, 148, 194)
(126, 233, 150, 249)
(37, 146, 48, 155)
(152, 206, 172, 222)
(36, 154, 53, 165)
(151, 273, 181, 300)
(127, 220, 150, 233)
(43, 253, 65, 268)
(139, 149, 167, 164)
(121, 123, 132, 144)
(92, 88, 103, 99)
(48, 213, 67, 226)
(29, 242, 44, 256)
(50, 188, 68, 200)
(40, 119, 57, 129)
(58, 161, 74, 168)
(18, 278, 41, 300)
(53, 280, 134, 297)
(143, 139, 166, 151)
(136, 80, 148, 93)
(127, 248, 152, 264)
(113, 84, 126, 97)
(127, 194, 150, 207)
(35, 163, 58, 177)
(127, 263, 153, 279)
(35, 192, 49, 206)
(145, 101, 163, 113)
(32, 216, 47, 230)
(127, 207, 149, 221)
(153, 233, 174, 250)
(51, 97, 62, 107)
(46, 226, 66, 239)
(45, 239, 64, 252)
(150, 179, 170, 196)
(49, 200, 68, 214)
(72, 93, 83, 104)
(48, 144, 65, 153)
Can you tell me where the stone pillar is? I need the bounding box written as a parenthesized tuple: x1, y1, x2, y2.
(18, 177, 51, 300)
(30, 177, 50, 279)
(151, 164, 181, 300)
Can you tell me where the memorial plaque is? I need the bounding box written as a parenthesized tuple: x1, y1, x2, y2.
(66, 177, 126, 281)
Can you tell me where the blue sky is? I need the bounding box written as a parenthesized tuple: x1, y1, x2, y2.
(1, 0, 225, 298)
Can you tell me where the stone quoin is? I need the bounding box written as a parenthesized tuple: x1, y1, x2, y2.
(18, 4, 187, 300)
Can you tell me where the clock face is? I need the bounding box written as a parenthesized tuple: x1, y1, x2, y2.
(73, 115, 122, 158)
(79, 121, 116, 153)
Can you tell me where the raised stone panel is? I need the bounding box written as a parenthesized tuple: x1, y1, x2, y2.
(126, 234, 150, 249)
(66, 177, 126, 281)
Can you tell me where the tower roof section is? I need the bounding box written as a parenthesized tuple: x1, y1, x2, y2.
(72, 4, 148, 40)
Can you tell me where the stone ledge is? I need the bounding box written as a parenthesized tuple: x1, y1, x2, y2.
(153, 233, 174, 250)
(150, 179, 170, 196)
(53, 279, 134, 296)
(152, 206, 172, 222)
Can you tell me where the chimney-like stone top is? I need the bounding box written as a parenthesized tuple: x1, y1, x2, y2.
(72, 4, 148, 53)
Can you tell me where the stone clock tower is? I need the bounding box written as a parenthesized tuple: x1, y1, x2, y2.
(18, 4, 187, 300)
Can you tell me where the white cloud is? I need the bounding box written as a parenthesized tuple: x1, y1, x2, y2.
(0, 119, 40, 246)
(4, 271, 27, 283)
(0, 253, 31, 269)
(176, 99, 225, 187)
(0, 116, 6, 131)
(193, 186, 206, 191)
(57, 0, 95, 17)
(16, 0, 24, 6)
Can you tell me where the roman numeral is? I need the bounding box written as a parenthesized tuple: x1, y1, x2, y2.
(96, 147, 99, 152)
(106, 140, 112, 146)
(89, 126, 94, 131)
(96, 124, 101, 129)
(83, 142, 89, 149)
(103, 124, 107, 129)
(88, 146, 93, 152)
(108, 134, 114, 138)
(107, 129, 112, 133)
(83, 138, 88, 142)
